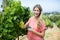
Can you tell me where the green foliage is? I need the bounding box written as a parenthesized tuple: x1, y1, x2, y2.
(49, 15, 60, 28)
(0, 0, 30, 40)
(23, 7, 30, 23)
(43, 13, 60, 28)
(56, 20, 60, 28)
(43, 15, 53, 28)
(49, 15, 60, 22)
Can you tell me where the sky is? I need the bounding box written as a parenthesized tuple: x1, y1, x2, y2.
(20, 0, 60, 12)
(0, 0, 60, 12)
(0, 0, 3, 12)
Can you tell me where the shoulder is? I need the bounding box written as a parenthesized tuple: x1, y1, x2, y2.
(40, 18, 45, 22)
(40, 18, 45, 24)
(29, 16, 34, 20)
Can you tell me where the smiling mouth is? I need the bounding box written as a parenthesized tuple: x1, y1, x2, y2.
(35, 14, 39, 15)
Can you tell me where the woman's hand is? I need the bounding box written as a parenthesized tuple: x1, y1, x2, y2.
(28, 28, 33, 31)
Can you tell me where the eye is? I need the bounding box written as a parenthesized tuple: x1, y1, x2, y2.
(34, 10, 36, 11)
(37, 10, 39, 11)
(34, 10, 39, 11)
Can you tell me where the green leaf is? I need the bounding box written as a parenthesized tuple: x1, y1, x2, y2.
(13, 16, 17, 20)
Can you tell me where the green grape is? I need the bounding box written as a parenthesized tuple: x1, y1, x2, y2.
(19, 20, 24, 28)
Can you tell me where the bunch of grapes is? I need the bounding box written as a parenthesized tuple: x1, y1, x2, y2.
(19, 20, 24, 28)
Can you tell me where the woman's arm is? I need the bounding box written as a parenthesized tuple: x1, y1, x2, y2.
(23, 22, 29, 29)
(23, 18, 30, 29)
(32, 29, 45, 37)
(28, 29, 45, 37)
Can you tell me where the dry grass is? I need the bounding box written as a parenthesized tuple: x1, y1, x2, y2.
(44, 26, 60, 40)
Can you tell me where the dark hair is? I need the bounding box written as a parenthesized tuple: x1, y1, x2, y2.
(33, 4, 42, 16)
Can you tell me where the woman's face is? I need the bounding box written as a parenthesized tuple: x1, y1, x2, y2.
(33, 7, 40, 17)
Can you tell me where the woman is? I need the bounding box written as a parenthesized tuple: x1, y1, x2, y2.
(24, 4, 46, 40)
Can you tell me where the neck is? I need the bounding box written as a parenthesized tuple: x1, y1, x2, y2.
(34, 16, 40, 19)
